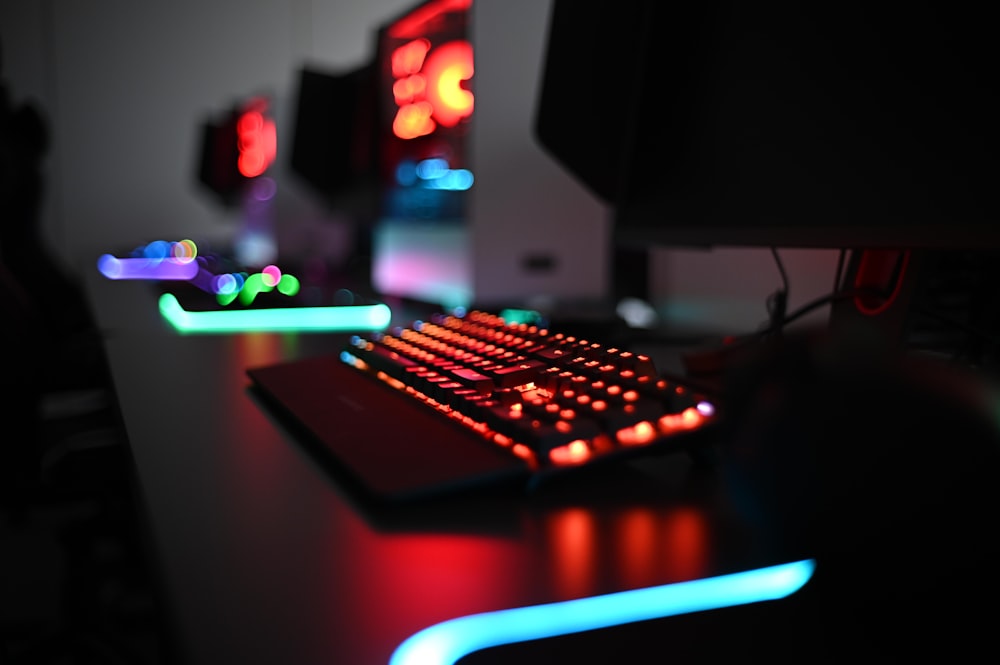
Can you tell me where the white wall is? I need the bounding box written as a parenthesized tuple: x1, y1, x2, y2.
(1, 0, 416, 271)
(2, 0, 838, 336)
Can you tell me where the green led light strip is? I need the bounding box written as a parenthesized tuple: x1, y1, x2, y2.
(158, 293, 392, 333)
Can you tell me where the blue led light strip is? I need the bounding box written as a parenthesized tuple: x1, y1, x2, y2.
(390, 559, 816, 665)
(158, 293, 392, 333)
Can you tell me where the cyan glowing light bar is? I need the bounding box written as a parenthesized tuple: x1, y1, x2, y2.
(158, 293, 392, 333)
(97, 254, 199, 280)
(390, 559, 816, 665)
(498, 308, 542, 325)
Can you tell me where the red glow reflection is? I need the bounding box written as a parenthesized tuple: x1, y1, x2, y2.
(617, 508, 658, 589)
(549, 508, 598, 599)
(387, 0, 473, 39)
(662, 507, 711, 581)
(342, 531, 531, 659)
(547, 505, 712, 598)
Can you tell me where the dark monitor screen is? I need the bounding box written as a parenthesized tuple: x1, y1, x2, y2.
(535, 1, 1000, 252)
(288, 63, 380, 219)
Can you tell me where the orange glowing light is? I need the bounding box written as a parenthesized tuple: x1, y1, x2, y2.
(617, 421, 657, 446)
(391, 39, 431, 78)
(681, 407, 704, 428)
(393, 101, 436, 139)
(550, 440, 591, 466)
(659, 407, 706, 434)
(511, 443, 533, 460)
(393, 75, 427, 104)
(390, 38, 473, 139)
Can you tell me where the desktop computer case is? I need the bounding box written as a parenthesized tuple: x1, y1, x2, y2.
(371, 0, 610, 310)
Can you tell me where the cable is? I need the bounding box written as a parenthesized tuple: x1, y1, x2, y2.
(770, 247, 789, 294)
(833, 249, 847, 294)
(751, 285, 1000, 370)
(765, 248, 789, 336)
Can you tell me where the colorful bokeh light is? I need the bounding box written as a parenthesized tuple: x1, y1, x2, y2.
(97, 238, 201, 280)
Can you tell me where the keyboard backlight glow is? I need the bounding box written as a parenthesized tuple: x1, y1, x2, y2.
(549, 440, 591, 466)
(617, 421, 657, 446)
(511, 443, 532, 460)
(390, 559, 816, 665)
(158, 293, 391, 333)
(682, 407, 703, 427)
(659, 408, 707, 434)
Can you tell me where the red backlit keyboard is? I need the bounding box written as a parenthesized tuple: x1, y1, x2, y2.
(248, 310, 719, 502)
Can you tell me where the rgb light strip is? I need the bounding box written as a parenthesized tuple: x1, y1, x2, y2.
(390, 559, 815, 665)
(98, 239, 200, 280)
(158, 293, 392, 333)
(97, 254, 199, 280)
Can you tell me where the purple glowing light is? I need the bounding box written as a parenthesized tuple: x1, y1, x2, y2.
(97, 254, 199, 281)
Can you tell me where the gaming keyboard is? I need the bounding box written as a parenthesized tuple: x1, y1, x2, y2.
(247, 310, 719, 502)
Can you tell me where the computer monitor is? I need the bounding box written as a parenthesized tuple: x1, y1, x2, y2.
(197, 95, 277, 208)
(195, 94, 279, 267)
(288, 63, 380, 221)
(534, 0, 1000, 342)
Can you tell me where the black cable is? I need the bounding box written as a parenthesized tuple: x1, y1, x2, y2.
(770, 247, 789, 294)
(753, 288, 856, 340)
(750, 285, 1000, 368)
(833, 248, 847, 293)
(765, 247, 790, 335)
